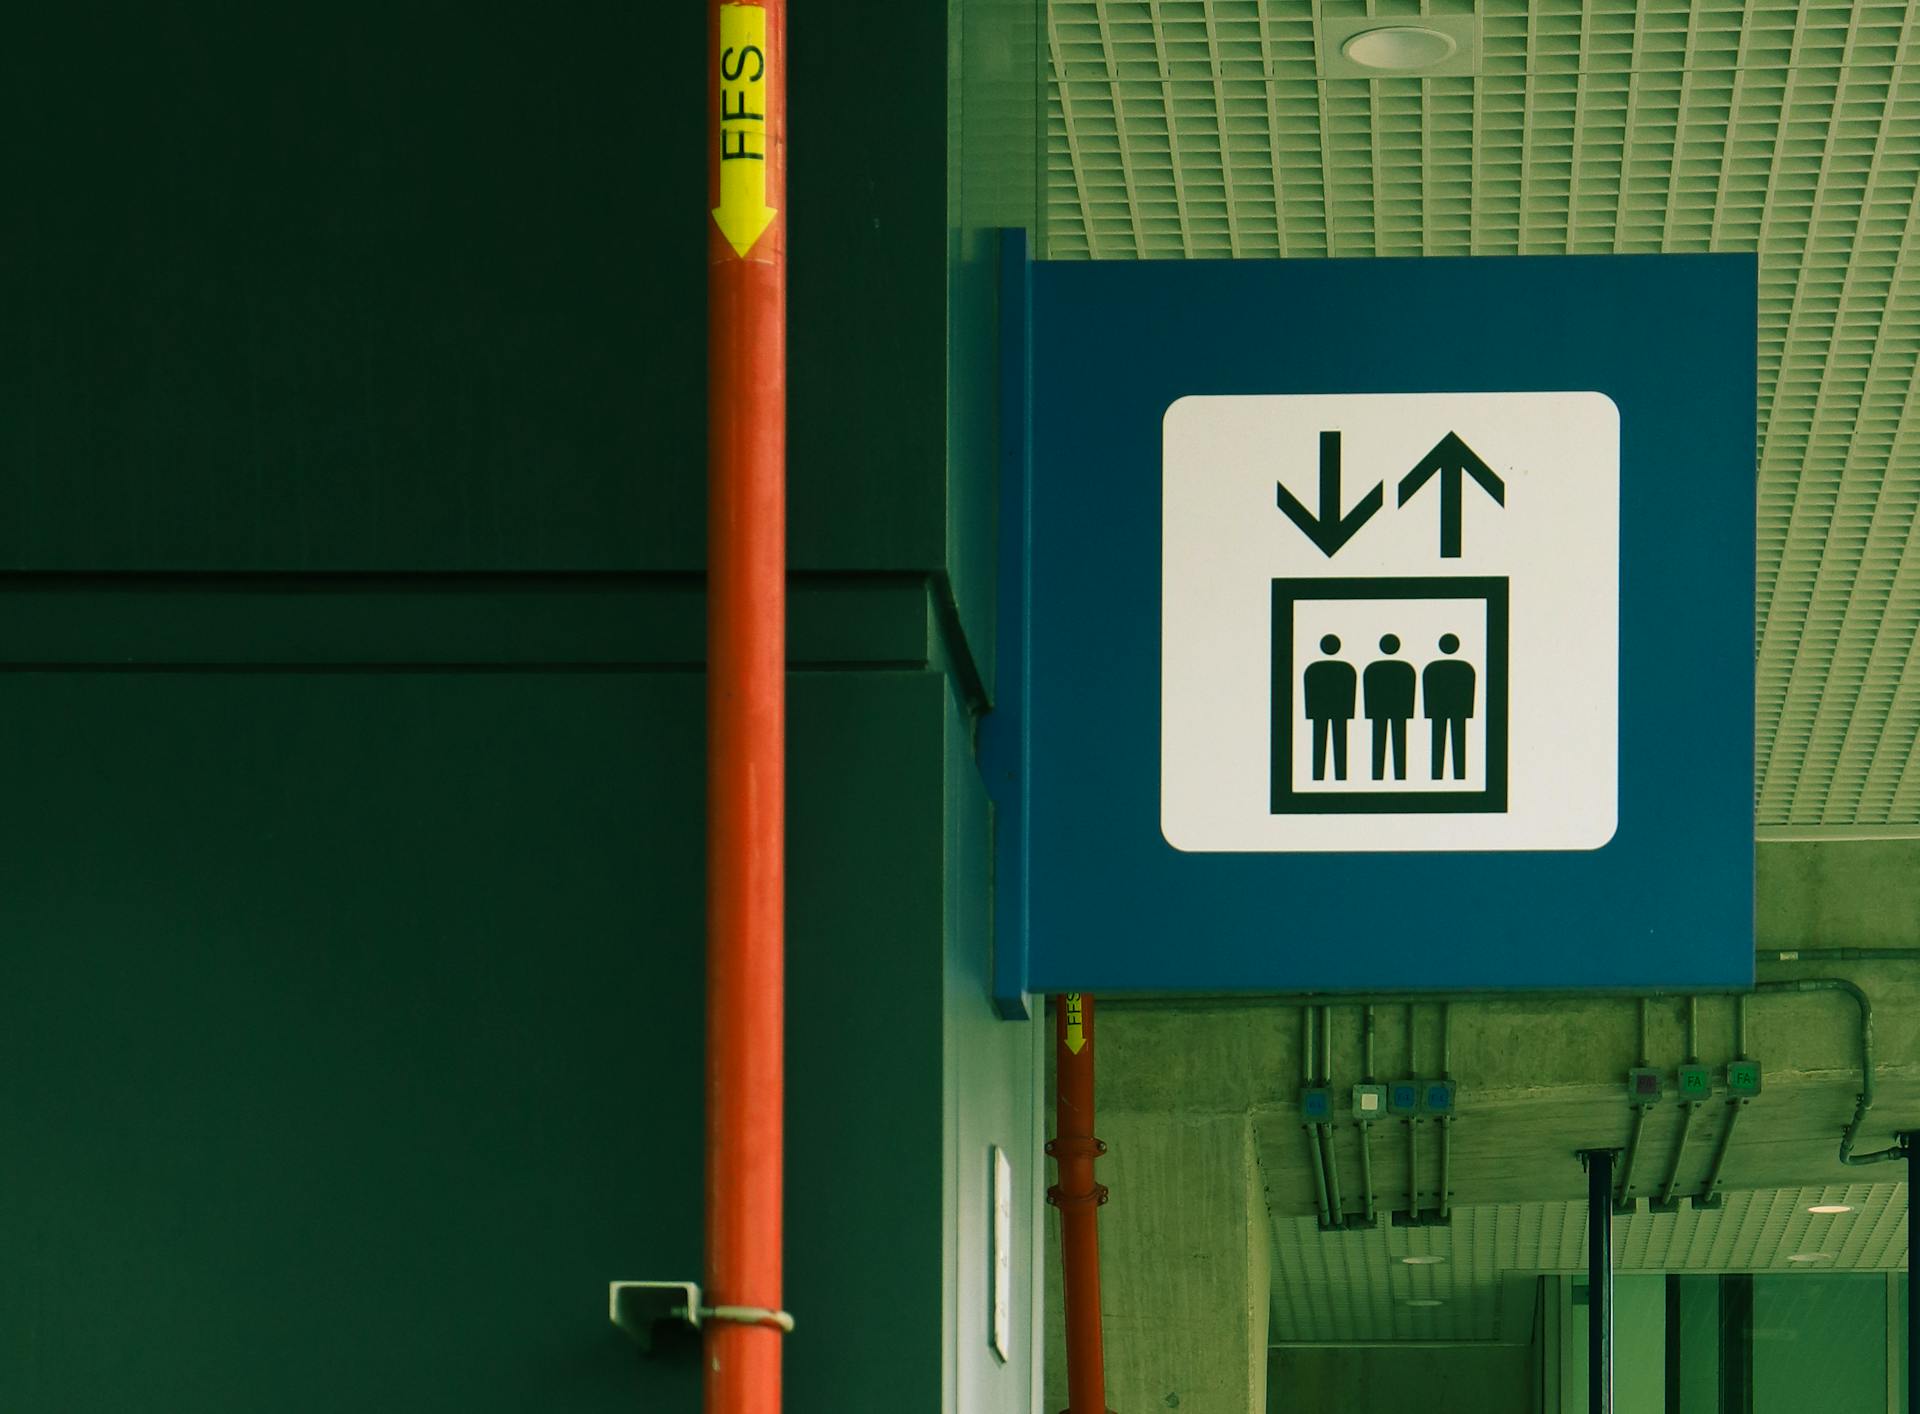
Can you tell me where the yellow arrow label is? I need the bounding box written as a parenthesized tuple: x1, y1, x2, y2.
(1064, 994, 1085, 1055)
(714, 3, 776, 258)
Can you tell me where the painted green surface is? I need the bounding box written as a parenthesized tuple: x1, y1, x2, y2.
(0, 673, 707, 1409)
(2, 0, 1040, 1408)
(4, 7, 706, 571)
(0, 664, 1007, 1411)
(0, 575, 943, 670)
(2, 1, 1014, 591)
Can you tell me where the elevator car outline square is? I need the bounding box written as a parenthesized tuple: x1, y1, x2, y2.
(1272, 576, 1509, 814)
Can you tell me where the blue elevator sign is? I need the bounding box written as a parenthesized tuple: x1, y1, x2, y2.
(984, 245, 1756, 1010)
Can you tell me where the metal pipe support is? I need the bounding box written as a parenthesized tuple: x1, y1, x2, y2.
(1615, 1108, 1645, 1213)
(1582, 1149, 1616, 1414)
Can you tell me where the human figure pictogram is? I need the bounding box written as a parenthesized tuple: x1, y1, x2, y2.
(1363, 634, 1416, 781)
(1422, 632, 1477, 780)
(1302, 634, 1356, 781)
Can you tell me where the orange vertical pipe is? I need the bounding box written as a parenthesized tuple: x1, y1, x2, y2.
(1050, 994, 1110, 1414)
(706, 0, 785, 1411)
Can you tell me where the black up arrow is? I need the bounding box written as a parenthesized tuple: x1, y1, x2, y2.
(1397, 431, 1506, 559)
(1275, 430, 1383, 558)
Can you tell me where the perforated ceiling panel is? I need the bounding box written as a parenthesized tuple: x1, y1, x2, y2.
(1045, 0, 1920, 829)
(1268, 1184, 1910, 1343)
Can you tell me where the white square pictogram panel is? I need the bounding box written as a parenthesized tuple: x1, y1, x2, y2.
(1162, 392, 1620, 853)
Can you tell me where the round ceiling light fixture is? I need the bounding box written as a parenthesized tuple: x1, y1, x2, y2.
(1808, 1203, 1854, 1215)
(1399, 1254, 1446, 1266)
(1341, 25, 1459, 72)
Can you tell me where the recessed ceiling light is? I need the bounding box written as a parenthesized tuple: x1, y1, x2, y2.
(1808, 1204, 1854, 1215)
(1400, 1254, 1446, 1266)
(1341, 25, 1458, 72)
(1404, 1297, 1445, 1308)
(1787, 1252, 1834, 1264)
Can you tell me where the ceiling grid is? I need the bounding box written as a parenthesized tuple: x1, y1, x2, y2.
(1200, 1, 1248, 255)
(1045, 0, 1920, 827)
(1758, 1, 1857, 818)
(1791, 63, 1911, 822)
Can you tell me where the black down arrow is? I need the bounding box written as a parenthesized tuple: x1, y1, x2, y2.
(1275, 430, 1383, 557)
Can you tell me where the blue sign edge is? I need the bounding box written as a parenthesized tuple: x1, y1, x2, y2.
(981, 227, 1034, 1020)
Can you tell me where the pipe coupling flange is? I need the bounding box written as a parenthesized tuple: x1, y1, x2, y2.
(1045, 1135, 1108, 1161)
(1045, 1181, 1111, 1211)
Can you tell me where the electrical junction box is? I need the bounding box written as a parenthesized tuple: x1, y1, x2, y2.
(1627, 1068, 1664, 1106)
(1388, 1081, 1421, 1117)
(1301, 1087, 1333, 1122)
(1352, 1084, 1387, 1120)
(1424, 1080, 1457, 1116)
(1727, 1059, 1762, 1097)
(1677, 1064, 1712, 1100)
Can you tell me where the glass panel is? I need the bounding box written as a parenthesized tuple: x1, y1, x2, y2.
(1754, 1274, 1886, 1414)
(1615, 1275, 1666, 1414)
(1559, 1276, 1665, 1413)
(1674, 1275, 1719, 1414)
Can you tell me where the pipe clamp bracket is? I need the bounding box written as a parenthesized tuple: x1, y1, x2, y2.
(609, 1281, 795, 1357)
(1046, 1182, 1110, 1211)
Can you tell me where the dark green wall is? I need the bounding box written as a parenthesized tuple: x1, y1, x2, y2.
(0, 657, 979, 1410)
(0, 672, 710, 1408)
(2, 1, 1040, 1410)
(3, 2, 977, 581)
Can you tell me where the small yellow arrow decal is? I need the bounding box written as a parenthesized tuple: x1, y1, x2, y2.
(1064, 994, 1086, 1055)
(714, 3, 777, 259)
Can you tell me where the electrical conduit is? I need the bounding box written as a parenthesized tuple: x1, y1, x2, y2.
(1302, 1007, 1330, 1227)
(1318, 1004, 1345, 1227)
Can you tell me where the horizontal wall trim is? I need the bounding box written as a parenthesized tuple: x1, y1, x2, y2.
(0, 572, 982, 689)
(1268, 1340, 1530, 1349)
